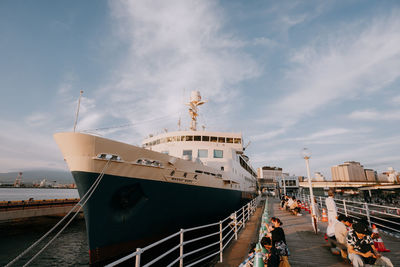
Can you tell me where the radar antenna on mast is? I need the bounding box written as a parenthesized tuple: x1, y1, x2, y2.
(186, 91, 206, 131)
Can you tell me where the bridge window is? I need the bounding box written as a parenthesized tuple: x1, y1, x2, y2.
(226, 138, 233, 143)
(198, 149, 208, 158)
(183, 150, 192, 161)
(218, 137, 225, 143)
(210, 136, 218, 142)
(194, 135, 201, 141)
(214, 149, 223, 158)
(202, 136, 210, 141)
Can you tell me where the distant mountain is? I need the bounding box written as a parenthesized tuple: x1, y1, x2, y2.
(0, 169, 73, 184)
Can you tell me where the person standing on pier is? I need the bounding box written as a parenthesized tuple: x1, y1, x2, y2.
(325, 190, 338, 237)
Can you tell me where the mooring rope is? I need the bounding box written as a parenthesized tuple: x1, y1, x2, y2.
(5, 159, 112, 267)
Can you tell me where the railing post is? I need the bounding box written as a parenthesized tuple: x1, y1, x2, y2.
(179, 229, 184, 267)
(234, 211, 238, 240)
(135, 248, 141, 267)
(319, 196, 323, 210)
(247, 202, 250, 220)
(365, 203, 371, 227)
(343, 200, 347, 216)
(242, 206, 246, 228)
(219, 220, 223, 262)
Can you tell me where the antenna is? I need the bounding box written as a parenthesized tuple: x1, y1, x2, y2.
(186, 91, 206, 131)
(73, 90, 84, 132)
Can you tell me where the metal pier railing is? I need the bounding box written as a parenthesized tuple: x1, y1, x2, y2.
(299, 194, 400, 238)
(106, 196, 260, 267)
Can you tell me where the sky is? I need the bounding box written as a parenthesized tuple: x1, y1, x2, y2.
(0, 0, 399, 179)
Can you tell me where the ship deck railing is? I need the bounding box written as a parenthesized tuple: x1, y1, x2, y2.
(105, 196, 261, 267)
(298, 194, 400, 238)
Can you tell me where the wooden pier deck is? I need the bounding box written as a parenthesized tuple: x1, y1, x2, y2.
(215, 197, 400, 266)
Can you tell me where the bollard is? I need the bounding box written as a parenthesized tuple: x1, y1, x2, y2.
(254, 243, 264, 267)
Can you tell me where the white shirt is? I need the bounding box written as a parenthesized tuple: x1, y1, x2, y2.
(325, 196, 338, 225)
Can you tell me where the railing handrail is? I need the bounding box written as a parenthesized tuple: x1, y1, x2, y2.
(106, 196, 260, 267)
(299, 193, 400, 238)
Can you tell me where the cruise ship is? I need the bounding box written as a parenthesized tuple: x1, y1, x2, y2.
(54, 91, 258, 265)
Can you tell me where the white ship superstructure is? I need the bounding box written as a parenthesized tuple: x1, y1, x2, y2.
(142, 130, 256, 193)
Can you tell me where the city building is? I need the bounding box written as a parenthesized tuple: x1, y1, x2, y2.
(257, 166, 284, 195)
(364, 169, 377, 182)
(276, 175, 299, 195)
(314, 172, 326, 181)
(331, 161, 367, 182)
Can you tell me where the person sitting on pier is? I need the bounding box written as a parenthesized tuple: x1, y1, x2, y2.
(267, 218, 290, 267)
(346, 222, 393, 267)
(289, 197, 301, 216)
(332, 215, 352, 258)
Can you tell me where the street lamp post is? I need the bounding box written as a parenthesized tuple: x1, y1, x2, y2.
(302, 148, 318, 234)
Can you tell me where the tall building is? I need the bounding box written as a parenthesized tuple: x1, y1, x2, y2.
(331, 161, 367, 181)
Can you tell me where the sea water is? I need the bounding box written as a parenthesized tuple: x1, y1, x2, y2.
(0, 188, 79, 201)
(0, 188, 88, 266)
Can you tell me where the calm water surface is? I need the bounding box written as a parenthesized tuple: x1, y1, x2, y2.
(0, 217, 88, 266)
(0, 188, 79, 201)
(0, 188, 88, 266)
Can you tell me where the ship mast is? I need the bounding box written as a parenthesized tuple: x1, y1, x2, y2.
(186, 91, 206, 131)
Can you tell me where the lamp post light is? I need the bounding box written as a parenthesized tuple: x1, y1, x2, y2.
(302, 148, 318, 234)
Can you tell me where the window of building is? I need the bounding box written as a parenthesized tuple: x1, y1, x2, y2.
(176, 136, 181, 141)
(233, 138, 241, 144)
(226, 138, 234, 143)
(183, 150, 192, 161)
(221, 166, 224, 171)
(218, 137, 225, 143)
(210, 136, 218, 142)
(167, 137, 173, 142)
(183, 172, 187, 178)
(194, 135, 201, 141)
(186, 135, 193, 141)
(214, 149, 223, 158)
(198, 149, 208, 158)
(202, 136, 210, 141)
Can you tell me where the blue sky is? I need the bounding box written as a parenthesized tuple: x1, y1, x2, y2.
(0, 0, 399, 178)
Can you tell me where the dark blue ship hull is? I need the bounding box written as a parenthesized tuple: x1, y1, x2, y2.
(72, 171, 251, 265)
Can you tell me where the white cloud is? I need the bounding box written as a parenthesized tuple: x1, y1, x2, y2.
(348, 109, 400, 120)
(103, 0, 259, 139)
(265, 11, 400, 126)
(25, 113, 51, 127)
(250, 129, 286, 142)
(0, 120, 67, 172)
(391, 95, 400, 105)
